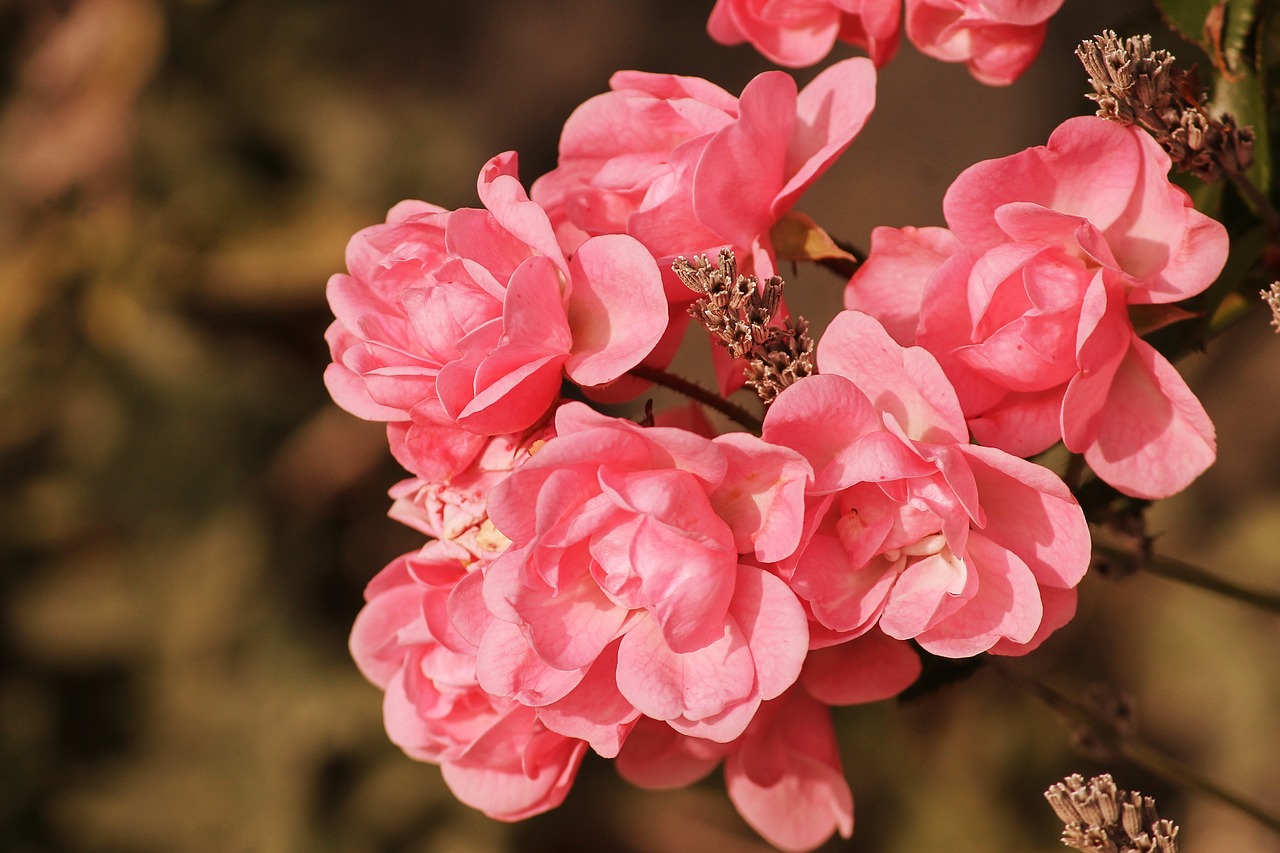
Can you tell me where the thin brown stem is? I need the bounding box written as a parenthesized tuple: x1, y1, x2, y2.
(992, 663, 1280, 836)
(1093, 542, 1280, 615)
(626, 363, 763, 432)
(1122, 739, 1280, 835)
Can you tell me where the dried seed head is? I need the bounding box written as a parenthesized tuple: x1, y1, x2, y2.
(1077, 30, 1253, 181)
(1047, 774, 1179, 853)
(675, 249, 815, 405)
(1261, 282, 1280, 333)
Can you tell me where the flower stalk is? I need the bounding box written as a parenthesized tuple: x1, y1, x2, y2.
(625, 362, 764, 432)
(996, 664, 1280, 837)
(1092, 542, 1280, 616)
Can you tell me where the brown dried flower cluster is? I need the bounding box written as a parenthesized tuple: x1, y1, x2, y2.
(1077, 31, 1254, 181)
(1046, 773, 1179, 853)
(1262, 282, 1280, 333)
(673, 249, 815, 404)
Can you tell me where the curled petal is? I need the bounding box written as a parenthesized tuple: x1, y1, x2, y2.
(615, 716, 729, 789)
(731, 565, 809, 702)
(726, 690, 854, 853)
(616, 613, 755, 729)
(765, 374, 926, 493)
(695, 70, 797, 250)
(1085, 337, 1216, 499)
(819, 311, 969, 443)
(710, 433, 812, 562)
(564, 234, 667, 386)
(959, 444, 1089, 589)
(707, 0, 842, 68)
(775, 57, 877, 216)
(537, 642, 640, 758)
(844, 225, 962, 346)
(915, 531, 1043, 656)
(801, 631, 921, 705)
(441, 707, 588, 821)
(475, 619, 587, 706)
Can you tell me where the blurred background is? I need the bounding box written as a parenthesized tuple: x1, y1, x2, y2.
(1, 1, 1278, 851)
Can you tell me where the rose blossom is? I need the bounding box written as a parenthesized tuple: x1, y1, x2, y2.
(763, 311, 1091, 656)
(350, 555, 587, 821)
(847, 116, 1225, 499)
(904, 0, 1064, 85)
(348, 422, 589, 820)
(707, 0, 901, 68)
(451, 401, 813, 748)
(324, 151, 667, 480)
(530, 58, 876, 290)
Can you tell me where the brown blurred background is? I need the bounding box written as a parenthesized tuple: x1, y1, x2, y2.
(1, 1, 1278, 851)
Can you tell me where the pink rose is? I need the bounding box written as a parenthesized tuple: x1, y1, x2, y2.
(904, 0, 1064, 85)
(457, 402, 813, 746)
(531, 59, 876, 290)
(707, 0, 900, 68)
(350, 555, 587, 821)
(847, 117, 1225, 498)
(324, 152, 667, 473)
(764, 311, 1091, 657)
(350, 421, 587, 819)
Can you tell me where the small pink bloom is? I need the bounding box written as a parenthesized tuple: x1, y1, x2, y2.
(904, 0, 1063, 85)
(846, 117, 1225, 498)
(388, 425, 554, 567)
(764, 311, 1090, 656)
(350, 556, 587, 821)
(531, 59, 876, 290)
(707, 0, 901, 68)
(324, 152, 667, 455)
(471, 402, 812, 744)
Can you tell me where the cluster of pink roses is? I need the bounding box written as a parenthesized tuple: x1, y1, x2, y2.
(708, 0, 1065, 85)
(324, 6, 1227, 852)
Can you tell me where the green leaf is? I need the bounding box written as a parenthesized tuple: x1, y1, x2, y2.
(1128, 303, 1202, 336)
(1222, 0, 1259, 75)
(1185, 1, 1269, 196)
(1261, 5, 1280, 191)
(1157, 0, 1226, 52)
